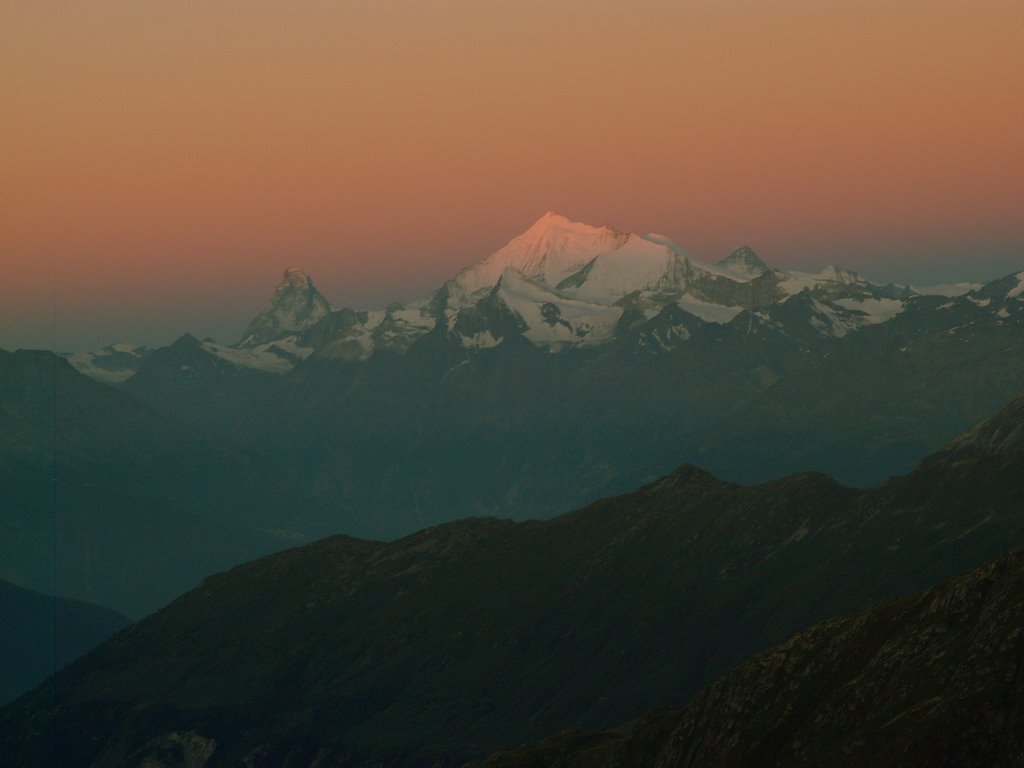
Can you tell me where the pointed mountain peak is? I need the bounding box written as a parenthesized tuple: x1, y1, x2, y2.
(279, 266, 311, 289)
(539, 210, 569, 224)
(717, 246, 769, 279)
(239, 268, 332, 348)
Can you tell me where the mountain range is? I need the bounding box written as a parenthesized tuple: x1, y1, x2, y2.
(113, 213, 1024, 528)
(6, 212, 1022, 619)
(3, 392, 1023, 766)
(69, 212, 994, 375)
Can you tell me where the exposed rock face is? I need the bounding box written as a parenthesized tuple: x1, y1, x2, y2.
(474, 550, 1024, 768)
(716, 245, 770, 280)
(239, 267, 332, 347)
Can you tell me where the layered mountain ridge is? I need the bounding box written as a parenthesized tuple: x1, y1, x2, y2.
(93, 214, 1024, 542)
(23, 213, 1024, 618)
(3, 394, 1024, 767)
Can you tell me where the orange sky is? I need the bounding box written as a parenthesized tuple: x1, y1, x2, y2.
(2, 0, 1023, 350)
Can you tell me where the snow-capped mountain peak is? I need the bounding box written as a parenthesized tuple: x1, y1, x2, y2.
(239, 267, 332, 348)
(451, 212, 629, 297)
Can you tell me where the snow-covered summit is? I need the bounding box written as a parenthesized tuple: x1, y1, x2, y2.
(239, 267, 332, 348)
(562, 234, 688, 300)
(450, 212, 629, 298)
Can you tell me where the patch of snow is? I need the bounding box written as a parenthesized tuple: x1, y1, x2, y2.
(460, 331, 501, 349)
(1008, 272, 1024, 299)
(676, 295, 744, 324)
(362, 310, 387, 330)
(65, 353, 137, 383)
(267, 337, 316, 359)
(808, 300, 854, 338)
(107, 342, 144, 354)
(451, 212, 629, 298)
(776, 271, 822, 296)
(202, 340, 308, 373)
(496, 268, 623, 348)
(388, 308, 435, 332)
(647, 325, 690, 351)
(912, 282, 983, 297)
(833, 297, 906, 324)
(777, 267, 862, 296)
(564, 235, 685, 301)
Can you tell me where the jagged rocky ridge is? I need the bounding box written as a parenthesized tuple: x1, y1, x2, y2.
(239, 266, 332, 348)
(3, 395, 1024, 767)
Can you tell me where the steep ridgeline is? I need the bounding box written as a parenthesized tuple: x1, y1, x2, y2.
(474, 549, 1024, 768)
(114, 214, 1024, 540)
(0, 349, 328, 617)
(239, 266, 332, 349)
(3, 396, 1024, 767)
(0, 580, 129, 706)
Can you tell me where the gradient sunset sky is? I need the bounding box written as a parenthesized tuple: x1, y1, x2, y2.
(2, 0, 1022, 351)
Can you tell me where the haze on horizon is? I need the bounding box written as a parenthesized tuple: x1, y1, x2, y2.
(2, 0, 1022, 352)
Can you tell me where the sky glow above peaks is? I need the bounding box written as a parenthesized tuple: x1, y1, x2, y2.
(1, 0, 1022, 350)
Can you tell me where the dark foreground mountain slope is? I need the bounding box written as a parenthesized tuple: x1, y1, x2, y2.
(4, 395, 1024, 767)
(0, 580, 129, 705)
(476, 548, 1024, 768)
(0, 349, 325, 617)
